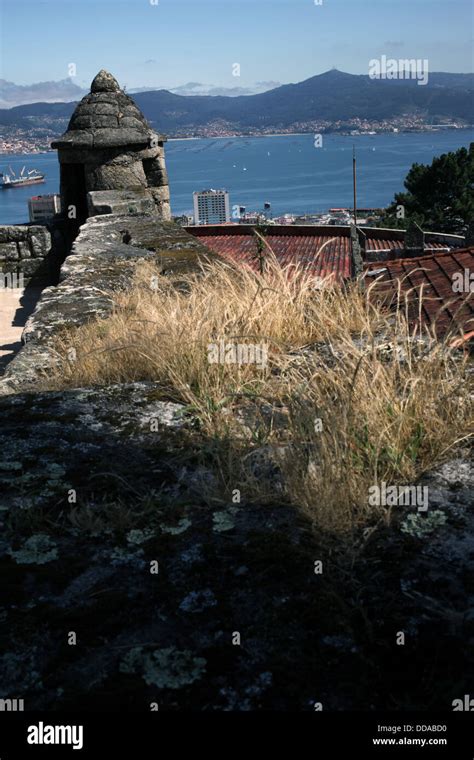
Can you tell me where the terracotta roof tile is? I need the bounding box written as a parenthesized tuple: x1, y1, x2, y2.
(186, 226, 471, 336)
(365, 247, 474, 336)
(188, 226, 353, 282)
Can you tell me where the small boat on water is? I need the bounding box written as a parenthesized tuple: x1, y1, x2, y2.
(1, 166, 45, 189)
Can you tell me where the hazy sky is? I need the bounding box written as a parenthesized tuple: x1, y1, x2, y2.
(1, 0, 473, 88)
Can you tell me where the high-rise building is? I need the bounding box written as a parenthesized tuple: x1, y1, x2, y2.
(28, 194, 61, 223)
(193, 189, 230, 225)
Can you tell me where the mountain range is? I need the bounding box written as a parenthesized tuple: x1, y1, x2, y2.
(0, 78, 84, 109)
(1, 70, 473, 137)
(0, 77, 281, 108)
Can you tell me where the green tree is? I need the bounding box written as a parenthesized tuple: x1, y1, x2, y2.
(380, 142, 473, 234)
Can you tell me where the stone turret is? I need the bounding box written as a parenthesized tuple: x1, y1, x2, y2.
(52, 70, 170, 229)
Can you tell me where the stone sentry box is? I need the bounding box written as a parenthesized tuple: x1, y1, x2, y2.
(51, 70, 171, 230)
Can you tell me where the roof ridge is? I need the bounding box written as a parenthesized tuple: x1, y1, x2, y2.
(366, 245, 474, 268)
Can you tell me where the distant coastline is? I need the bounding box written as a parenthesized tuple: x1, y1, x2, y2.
(170, 127, 472, 140)
(168, 132, 314, 142)
(3, 126, 472, 155)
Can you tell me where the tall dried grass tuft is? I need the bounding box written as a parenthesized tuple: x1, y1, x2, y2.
(44, 254, 473, 534)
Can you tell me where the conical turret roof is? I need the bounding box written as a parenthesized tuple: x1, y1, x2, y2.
(52, 70, 164, 150)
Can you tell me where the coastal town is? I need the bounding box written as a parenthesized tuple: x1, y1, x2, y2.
(0, 115, 468, 155)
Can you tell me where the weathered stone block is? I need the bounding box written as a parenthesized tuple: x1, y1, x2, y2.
(88, 93, 120, 105)
(80, 103, 119, 117)
(52, 133, 93, 149)
(0, 226, 15, 243)
(87, 161, 148, 191)
(76, 115, 120, 130)
(150, 186, 171, 203)
(119, 117, 146, 130)
(0, 242, 20, 260)
(136, 146, 162, 161)
(18, 241, 31, 259)
(87, 189, 157, 217)
(28, 227, 51, 257)
(18, 258, 50, 278)
(92, 129, 149, 148)
(151, 197, 171, 221)
(0, 226, 28, 243)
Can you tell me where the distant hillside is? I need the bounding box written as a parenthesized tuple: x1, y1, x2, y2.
(1, 70, 472, 136)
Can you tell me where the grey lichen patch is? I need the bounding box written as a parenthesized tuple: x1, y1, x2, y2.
(213, 506, 239, 533)
(44, 463, 70, 491)
(401, 510, 448, 539)
(120, 646, 206, 688)
(0, 461, 23, 471)
(161, 517, 192, 535)
(139, 401, 184, 431)
(8, 534, 58, 565)
(126, 528, 154, 545)
(106, 546, 146, 568)
(179, 589, 217, 613)
(2, 458, 71, 511)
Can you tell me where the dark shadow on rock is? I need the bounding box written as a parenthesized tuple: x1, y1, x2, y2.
(12, 284, 44, 328)
(0, 383, 472, 712)
(0, 341, 23, 373)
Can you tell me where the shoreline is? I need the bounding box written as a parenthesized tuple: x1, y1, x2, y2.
(3, 126, 472, 154)
(167, 127, 472, 142)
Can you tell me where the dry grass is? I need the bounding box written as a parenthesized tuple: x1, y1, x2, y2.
(43, 254, 473, 534)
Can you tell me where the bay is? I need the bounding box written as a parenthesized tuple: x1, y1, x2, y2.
(0, 130, 472, 225)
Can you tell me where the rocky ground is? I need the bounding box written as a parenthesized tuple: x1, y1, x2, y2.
(1, 211, 472, 711)
(0, 381, 472, 711)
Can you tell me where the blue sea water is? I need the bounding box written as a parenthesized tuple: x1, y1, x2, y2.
(0, 130, 472, 225)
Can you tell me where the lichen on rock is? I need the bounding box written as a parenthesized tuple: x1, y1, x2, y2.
(120, 647, 206, 689)
(8, 534, 58, 565)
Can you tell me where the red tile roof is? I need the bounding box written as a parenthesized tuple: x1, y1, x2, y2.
(188, 226, 353, 281)
(365, 247, 474, 336)
(365, 238, 453, 255)
(188, 225, 464, 279)
(187, 226, 471, 335)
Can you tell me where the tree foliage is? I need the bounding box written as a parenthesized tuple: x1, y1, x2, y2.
(380, 142, 473, 234)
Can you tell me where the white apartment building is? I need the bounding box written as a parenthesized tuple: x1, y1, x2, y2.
(193, 189, 230, 225)
(28, 194, 61, 223)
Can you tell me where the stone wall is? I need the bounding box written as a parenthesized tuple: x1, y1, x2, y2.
(0, 212, 217, 395)
(0, 224, 54, 285)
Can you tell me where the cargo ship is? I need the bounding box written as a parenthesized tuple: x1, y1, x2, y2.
(1, 166, 45, 189)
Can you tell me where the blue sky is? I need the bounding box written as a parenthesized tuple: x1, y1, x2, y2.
(1, 0, 473, 88)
